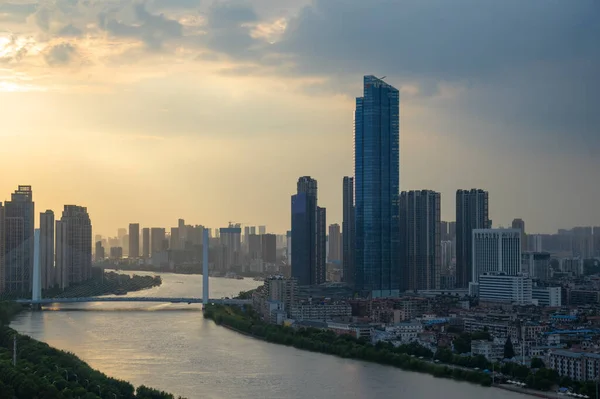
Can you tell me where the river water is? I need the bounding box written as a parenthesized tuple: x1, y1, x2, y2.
(11, 272, 528, 399)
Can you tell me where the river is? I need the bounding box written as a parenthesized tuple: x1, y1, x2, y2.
(11, 271, 528, 399)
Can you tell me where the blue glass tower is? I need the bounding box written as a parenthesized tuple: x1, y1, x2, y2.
(354, 75, 400, 297)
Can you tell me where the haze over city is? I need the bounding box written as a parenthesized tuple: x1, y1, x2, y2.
(1, 0, 598, 236)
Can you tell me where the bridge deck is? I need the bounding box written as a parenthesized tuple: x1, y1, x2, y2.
(15, 297, 251, 305)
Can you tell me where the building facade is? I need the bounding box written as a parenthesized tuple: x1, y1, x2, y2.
(532, 286, 562, 307)
(142, 227, 150, 259)
(55, 205, 92, 289)
(354, 75, 400, 297)
(291, 176, 318, 286)
(522, 252, 551, 280)
(39, 210, 54, 289)
(471, 229, 521, 283)
(328, 223, 342, 263)
(261, 233, 277, 264)
(342, 176, 355, 287)
(2, 186, 35, 294)
(456, 189, 489, 288)
(150, 228, 166, 256)
(477, 273, 532, 305)
(399, 190, 441, 291)
(129, 223, 139, 258)
(316, 207, 326, 284)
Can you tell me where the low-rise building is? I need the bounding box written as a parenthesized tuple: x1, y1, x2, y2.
(547, 350, 600, 381)
(477, 273, 532, 305)
(532, 286, 562, 307)
(289, 301, 352, 321)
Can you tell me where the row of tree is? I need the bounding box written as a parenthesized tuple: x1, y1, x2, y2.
(43, 273, 162, 298)
(203, 305, 493, 387)
(0, 303, 183, 399)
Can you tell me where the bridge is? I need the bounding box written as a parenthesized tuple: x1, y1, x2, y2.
(16, 297, 251, 305)
(15, 229, 248, 308)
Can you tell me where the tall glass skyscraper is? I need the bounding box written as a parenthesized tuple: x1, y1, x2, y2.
(354, 75, 400, 297)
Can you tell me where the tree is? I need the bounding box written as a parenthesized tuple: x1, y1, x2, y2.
(531, 357, 546, 369)
(504, 336, 515, 359)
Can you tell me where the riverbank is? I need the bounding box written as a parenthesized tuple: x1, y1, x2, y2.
(44, 272, 162, 298)
(0, 302, 184, 399)
(204, 304, 493, 386)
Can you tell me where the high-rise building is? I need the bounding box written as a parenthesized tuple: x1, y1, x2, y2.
(354, 75, 400, 297)
(150, 228, 166, 255)
(259, 226, 267, 235)
(456, 189, 489, 288)
(55, 205, 92, 289)
(142, 228, 150, 258)
(40, 210, 55, 290)
(178, 219, 185, 241)
(286, 230, 292, 266)
(328, 223, 342, 263)
(250, 226, 256, 235)
(0, 203, 4, 292)
(522, 252, 551, 281)
(95, 241, 105, 261)
(316, 206, 327, 284)
(129, 223, 140, 258)
(471, 229, 521, 283)
(511, 218, 527, 252)
(2, 186, 35, 294)
(449, 222, 456, 240)
(170, 227, 180, 250)
(219, 224, 242, 270)
(117, 228, 127, 240)
(248, 234, 262, 260)
(399, 190, 441, 291)
(342, 176, 355, 286)
(440, 221, 449, 241)
(261, 233, 277, 264)
(291, 176, 318, 286)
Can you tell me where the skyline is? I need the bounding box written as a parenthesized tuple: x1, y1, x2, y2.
(1, 0, 599, 236)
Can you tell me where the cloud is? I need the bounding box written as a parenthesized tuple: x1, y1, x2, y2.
(99, 3, 183, 50)
(149, 0, 202, 11)
(58, 23, 83, 37)
(0, 2, 37, 23)
(44, 42, 77, 65)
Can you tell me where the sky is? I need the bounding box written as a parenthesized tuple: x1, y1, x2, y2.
(0, 0, 598, 237)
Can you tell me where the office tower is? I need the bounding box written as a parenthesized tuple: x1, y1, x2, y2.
(249, 234, 262, 260)
(328, 223, 342, 263)
(291, 176, 318, 286)
(342, 176, 355, 286)
(150, 228, 166, 255)
(316, 206, 326, 284)
(261, 233, 277, 263)
(399, 190, 441, 291)
(259, 225, 266, 235)
(511, 218, 527, 252)
(354, 76, 400, 297)
(471, 229, 521, 283)
(117, 228, 127, 240)
(142, 228, 150, 258)
(2, 186, 35, 293)
(95, 241, 105, 261)
(456, 189, 489, 288)
(220, 224, 242, 270)
(55, 205, 92, 289)
(129, 223, 140, 258)
(39, 210, 55, 290)
(170, 227, 180, 250)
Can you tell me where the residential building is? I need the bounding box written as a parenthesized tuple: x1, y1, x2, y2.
(456, 189, 489, 288)
(342, 176, 355, 286)
(110, 247, 123, 259)
(249, 234, 262, 260)
(39, 210, 55, 290)
(354, 75, 400, 297)
(129, 223, 139, 258)
(259, 226, 266, 235)
(291, 176, 319, 286)
(2, 186, 35, 294)
(55, 205, 92, 289)
(561, 257, 583, 276)
(316, 207, 326, 284)
(471, 229, 521, 283)
(470, 340, 504, 361)
(548, 350, 600, 381)
(477, 273, 532, 305)
(219, 224, 242, 270)
(170, 227, 180, 250)
(328, 223, 342, 263)
(265, 276, 297, 313)
(286, 230, 292, 266)
(150, 228, 166, 256)
(95, 241, 104, 261)
(261, 233, 277, 264)
(399, 190, 441, 291)
(142, 228, 150, 258)
(532, 286, 562, 307)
